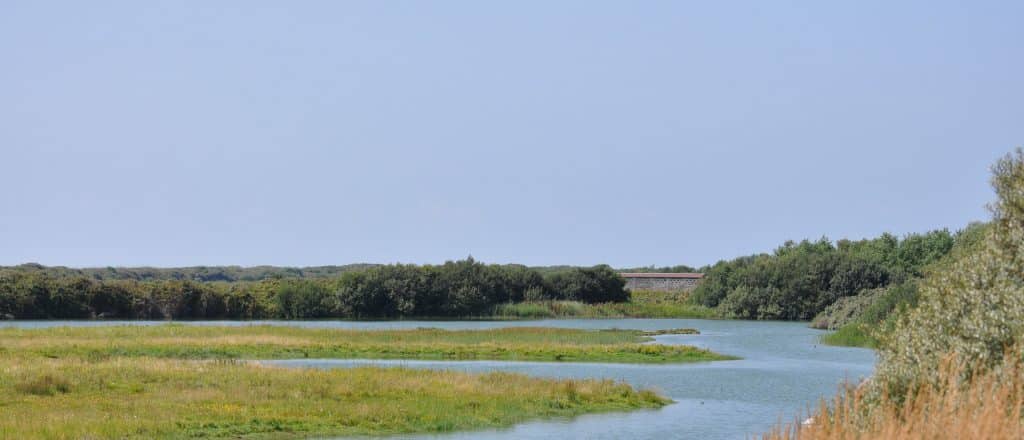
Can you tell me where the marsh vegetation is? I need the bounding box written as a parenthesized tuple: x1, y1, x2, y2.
(0, 325, 732, 363)
(0, 324, 737, 438)
(490, 290, 717, 319)
(0, 357, 668, 439)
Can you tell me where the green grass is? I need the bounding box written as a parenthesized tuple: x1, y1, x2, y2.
(820, 323, 878, 348)
(0, 357, 669, 439)
(0, 324, 736, 363)
(491, 290, 720, 319)
(0, 324, 739, 438)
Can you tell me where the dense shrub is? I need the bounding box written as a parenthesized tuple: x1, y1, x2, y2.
(766, 151, 1024, 439)
(810, 287, 889, 330)
(0, 259, 627, 320)
(273, 280, 336, 319)
(691, 229, 958, 320)
(872, 149, 1024, 402)
(545, 265, 629, 303)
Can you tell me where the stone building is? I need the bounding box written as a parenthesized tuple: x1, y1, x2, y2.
(619, 272, 704, 292)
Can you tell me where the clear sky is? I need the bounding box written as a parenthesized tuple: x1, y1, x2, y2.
(2, 1, 1021, 268)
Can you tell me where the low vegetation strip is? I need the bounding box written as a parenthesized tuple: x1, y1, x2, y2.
(0, 357, 670, 439)
(0, 325, 735, 363)
(490, 290, 718, 319)
(641, 328, 700, 336)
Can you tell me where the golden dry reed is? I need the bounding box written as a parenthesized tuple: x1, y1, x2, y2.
(763, 355, 1024, 440)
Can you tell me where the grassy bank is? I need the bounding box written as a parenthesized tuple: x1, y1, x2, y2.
(820, 324, 877, 348)
(0, 356, 669, 439)
(0, 324, 735, 363)
(491, 290, 719, 319)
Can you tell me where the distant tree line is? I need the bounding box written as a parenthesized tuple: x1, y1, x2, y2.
(8, 229, 981, 323)
(0, 258, 628, 320)
(5, 263, 377, 283)
(689, 228, 975, 320)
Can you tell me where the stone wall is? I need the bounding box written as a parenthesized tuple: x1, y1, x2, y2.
(623, 277, 701, 292)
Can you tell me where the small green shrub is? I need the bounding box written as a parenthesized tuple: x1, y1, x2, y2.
(810, 288, 885, 330)
(821, 323, 876, 348)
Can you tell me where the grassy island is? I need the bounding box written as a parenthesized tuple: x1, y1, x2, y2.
(0, 325, 733, 363)
(641, 328, 700, 336)
(0, 358, 669, 439)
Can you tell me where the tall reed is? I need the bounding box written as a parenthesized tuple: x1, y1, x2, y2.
(764, 354, 1024, 440)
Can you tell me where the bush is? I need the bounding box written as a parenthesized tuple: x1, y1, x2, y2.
(0, 259, 633, 320)
(274, 280, 335, 319)
(691, 230, 958, 320)
(545, 265, 629, 303)
(872, 149, 1024, 402)
(810, 287, 887, 330)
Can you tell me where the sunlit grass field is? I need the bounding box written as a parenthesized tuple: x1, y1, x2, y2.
(0, 356, 669, 439)
(0, 324, 732, 363)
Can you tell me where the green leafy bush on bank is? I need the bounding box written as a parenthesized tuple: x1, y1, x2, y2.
(691, 230, 959, 321)
(819, 223, 989, 348)
(811, 287, 890, 331)
(872, 149, 1024, 402)
(765, 149, 1024, 440)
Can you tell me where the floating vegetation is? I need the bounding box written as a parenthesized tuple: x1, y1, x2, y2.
(641, 328, 700, 336)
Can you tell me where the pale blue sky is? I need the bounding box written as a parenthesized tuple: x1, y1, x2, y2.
(2, 1, 1021, 268)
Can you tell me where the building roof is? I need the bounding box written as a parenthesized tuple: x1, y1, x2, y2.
(618, 272, 704, 279)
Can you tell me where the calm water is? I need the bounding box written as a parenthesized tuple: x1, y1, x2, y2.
(3, 319, 874, 439)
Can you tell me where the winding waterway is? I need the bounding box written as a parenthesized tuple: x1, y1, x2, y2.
(2, 319, 874, 439)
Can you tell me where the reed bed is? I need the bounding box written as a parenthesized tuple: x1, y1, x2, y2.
(763, 358, 1024, 440)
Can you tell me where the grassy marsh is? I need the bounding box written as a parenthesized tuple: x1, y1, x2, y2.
(0, 324, 740, 438)
(0, 356, 669, 439)
(0, 324, 734, 363)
